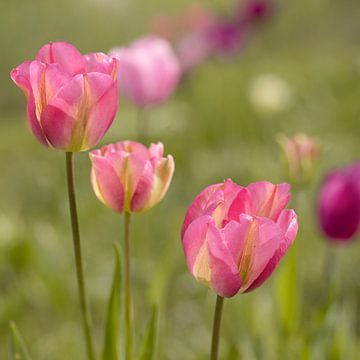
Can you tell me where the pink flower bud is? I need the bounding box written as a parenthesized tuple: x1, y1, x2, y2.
(318, 163, 360, 242)
(277, 133, 321, 187)
(181, 179, 298, 297)
(90, 141, 175, 213)
(10, 42, 119, 152)
(110, 36, 181, 107)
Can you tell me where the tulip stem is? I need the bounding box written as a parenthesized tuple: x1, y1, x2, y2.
(65, 152, 95, 360)
(210, 295, 225, 360)
(124, 211, 134, 360)
(137, 108, 148, 144)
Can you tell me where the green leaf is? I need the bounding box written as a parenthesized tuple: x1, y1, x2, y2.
(138, 306, 159, 360)
(275, 244, 299, 335)
(9, 322, 32, 360)
(102, 243, 122, 360)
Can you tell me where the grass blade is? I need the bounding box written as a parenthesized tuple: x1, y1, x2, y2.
(102, 243, 122, 360)
(138, 305, 159, 360)
(9, 322, 32, 360)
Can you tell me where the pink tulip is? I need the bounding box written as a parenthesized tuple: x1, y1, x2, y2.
(10, 42, 119, 152)
(90, 141, 175, 213)
(181, 179, 298, 297)
(277, 133, 321, 187)
(318, 163, 360, 242)
(110, 36, 181, 107)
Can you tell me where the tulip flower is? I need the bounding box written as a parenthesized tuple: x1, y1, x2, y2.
(11, 41, 118, 152)
(277, 133, 321, 188)
(110, 36, 181, 108)
(182, 179, 297, 360)
(90, 141, 175, 213)
(238, 0, 274, 24)
(206, 21, 246, 56)
(90, 140, 174, 358)
(181, 179, 298, 298)
(318, 163, 360, 242)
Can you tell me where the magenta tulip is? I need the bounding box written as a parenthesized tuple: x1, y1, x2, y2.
(10, 42, 119, 152)
(318, 163, 360, 242)
(90, 141, 175, 213)
(110, 36, 181, 107)
(181, 179, 298, 298)
(238, 0, 274, 24)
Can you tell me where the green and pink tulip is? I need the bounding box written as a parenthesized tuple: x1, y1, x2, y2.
(90, 140, 175, 213)
(11, 41, 118, 152)
(181, 179, 298, 297)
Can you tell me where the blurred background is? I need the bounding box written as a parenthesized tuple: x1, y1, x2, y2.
(1, 0, 360, 359)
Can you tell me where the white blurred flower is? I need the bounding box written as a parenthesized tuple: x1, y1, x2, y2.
(249, 74, 294, 113)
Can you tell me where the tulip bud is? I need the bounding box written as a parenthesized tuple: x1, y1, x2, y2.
(110, 36, 181, 107)
(10, 42, 119, 152)
(181, 179, 298, 297)
(277, 133, 321, 188)
(318, 163, 360, 242)
(90, 141, 175, 214)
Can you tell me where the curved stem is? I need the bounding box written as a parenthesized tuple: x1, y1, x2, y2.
(65, 152, 95, 360)
(124, 212, 134, 360)
(210, 295, 225, 360)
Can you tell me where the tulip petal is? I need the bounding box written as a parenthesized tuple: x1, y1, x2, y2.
(140, 155, 175, 212)
(36, 42, 85, 76)
(81, 73, 118, 149)
(41, 72, 117, 151)
(181, 183, 224, 238)
(238, 215, 281, 292)
(207, 222, 242, 297)
(84, 53, 118, 79)
(182, 215, 214, 286)
(90, 153, 124, 213)
(244, 210, 298, 293)
(247, 181, 290, 221)
(10, 61, 32, 96)
(130, 160, 154, 212)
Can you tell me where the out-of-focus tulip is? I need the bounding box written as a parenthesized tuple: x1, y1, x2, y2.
(278, 133, 321, 188)
(177, 33, 212, 72)
(238, 0, 274, 24)
(90, 141, 175, 213)
(206, 21, 246, 55)
(110, 36, 181, 107)
(318, 163, 360, 242)
(10, 42, 119, 152)
(181, 179, 298, 297)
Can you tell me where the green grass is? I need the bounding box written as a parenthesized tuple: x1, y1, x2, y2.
(1, 0, 360, 359)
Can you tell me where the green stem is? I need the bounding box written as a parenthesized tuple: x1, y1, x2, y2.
(65, 152, 95, 360)
(124, 212, 134, 360)
(210, 295, 225, 360)
(137, 107, 148, 144)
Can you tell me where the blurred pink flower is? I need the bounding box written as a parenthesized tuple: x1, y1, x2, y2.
(278, 133, 321, 187)
(318, 163, 360, 242)
(176, 33, 212, 72)
(110, 36, 181, 107)
(237, 0, 274, 24)
(10, 42, 119, 152)
(90, 141, 175, 213)
(206, 21, 247, 56)
(181, 179, 298, 297)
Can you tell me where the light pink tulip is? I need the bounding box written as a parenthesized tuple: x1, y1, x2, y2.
(277, 133, 321, 186)
(10, 42, 119, 152)
(90, 141, 175, 213)
(110, 36, 181, 107)
(181, 179, 298, 297)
